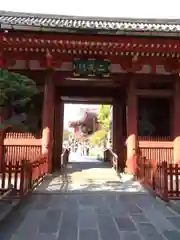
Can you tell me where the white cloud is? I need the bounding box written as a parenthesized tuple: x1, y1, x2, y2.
(1, 0, 180, 19)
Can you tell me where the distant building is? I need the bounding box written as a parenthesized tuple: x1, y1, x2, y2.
(68, 107, 100, 137)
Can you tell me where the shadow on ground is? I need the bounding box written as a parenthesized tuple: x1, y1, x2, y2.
(1, 159, 180, 240)
(34, 161, 145, 194)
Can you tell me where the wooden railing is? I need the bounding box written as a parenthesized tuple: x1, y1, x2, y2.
(4, 145, 42, 165)
(138, 136, 172, 141)
(0, 154, 48, 199)
(166, 164, 180, 200)
(30, 154, 48, 188)
(136, 157, 180, 201)
(0, 131, 47, 200)
(1, 135, 42, 167)
(4, 132, 41, 139)
(104, 149, 118, 172)
(136, 156, 156, 187)
(0, 187, 14, 201)
(138, 140, 174, 165)
(154, 162, 168, 201)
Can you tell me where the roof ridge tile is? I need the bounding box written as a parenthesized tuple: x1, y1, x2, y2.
(1, 10, 180, 34)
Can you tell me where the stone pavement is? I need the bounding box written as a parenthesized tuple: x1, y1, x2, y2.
(1, 156, 180, 240)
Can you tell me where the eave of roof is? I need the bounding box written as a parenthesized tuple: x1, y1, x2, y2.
(1, 11, 180, 36)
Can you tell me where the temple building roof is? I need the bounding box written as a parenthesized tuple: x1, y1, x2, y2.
(68, 108, 98, 128)
(1, 11, 180, 36)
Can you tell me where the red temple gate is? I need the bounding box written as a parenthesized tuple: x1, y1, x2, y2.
(0, 11, 180, 178)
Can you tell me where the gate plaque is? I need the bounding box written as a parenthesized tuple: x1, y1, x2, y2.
(73, 59, 110, 77)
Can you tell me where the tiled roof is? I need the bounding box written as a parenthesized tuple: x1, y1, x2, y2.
(1, 11, 180, 34)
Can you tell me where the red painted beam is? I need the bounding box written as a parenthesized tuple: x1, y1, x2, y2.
(1, 50, 177, 69)
(0, 31, 180, 45)
(1, 32, 180, 54)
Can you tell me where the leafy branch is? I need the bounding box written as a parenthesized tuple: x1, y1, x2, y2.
(0, 69, 37, 112)
(90, 105, 110, 146)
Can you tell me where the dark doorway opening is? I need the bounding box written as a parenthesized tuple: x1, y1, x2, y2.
(138, 97, 171, 137)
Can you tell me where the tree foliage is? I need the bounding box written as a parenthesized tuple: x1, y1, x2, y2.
(0, 69, 37, 111)
(63, 128, 73, 141)
(90, 105, 110, 146)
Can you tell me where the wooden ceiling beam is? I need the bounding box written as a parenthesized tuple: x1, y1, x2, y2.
(0, 50, 176, 69)
(1, 32, 180, 55)
(1, 31, 180, 46)
(1, 46, 180, 63)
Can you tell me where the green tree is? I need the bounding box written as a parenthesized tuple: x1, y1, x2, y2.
(63, 128, 72, 141)
(0, 69, 37, 122)
(90, 105, 110, 146)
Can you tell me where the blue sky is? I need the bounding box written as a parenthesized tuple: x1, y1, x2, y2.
(1, 0, 180, 19)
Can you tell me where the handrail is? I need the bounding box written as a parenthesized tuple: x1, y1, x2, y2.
(104, 149, 118, 172)
(19, 153, 48, 195)
(61, 148, 70, 167)
(31, 153, 47, 166)
(0, 184, 14, 201)
(0, 151, 49, 200)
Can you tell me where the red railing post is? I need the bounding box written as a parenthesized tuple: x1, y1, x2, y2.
(163, 162, 168, 201)
(19, 160, 25, 197)
(0, 130, 6, 172)
(19, 159, 31, 197)
(152, 170, 155, 190)
(0, 132, 3, 172)
(142, 157, 146, 180)
(28, 162, 33, 190)
(175, 164, 180, 199)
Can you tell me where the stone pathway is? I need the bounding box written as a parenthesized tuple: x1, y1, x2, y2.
(1, 158, 180, 240)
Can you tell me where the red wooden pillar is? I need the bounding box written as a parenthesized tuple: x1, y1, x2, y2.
(126, 79, 137, 174)
(53, 93, 64, 170)
(112, 98, 124, 172)
(42, 73, 55, 173)
(173, 79, 180, 164)
(0, 131, 4, 171)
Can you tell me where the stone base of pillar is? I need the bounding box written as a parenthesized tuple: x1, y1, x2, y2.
(174, 136, 180, 164)
(126, 134, 137, 175)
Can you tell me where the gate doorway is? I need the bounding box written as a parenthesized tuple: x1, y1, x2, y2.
(49, 80, 126, 172)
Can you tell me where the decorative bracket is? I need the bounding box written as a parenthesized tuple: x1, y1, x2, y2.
(164, 59, 180, 74)
(46, 50, 53, 69)
(45, 49, 62, 69)
(120, 55, 142, 73)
